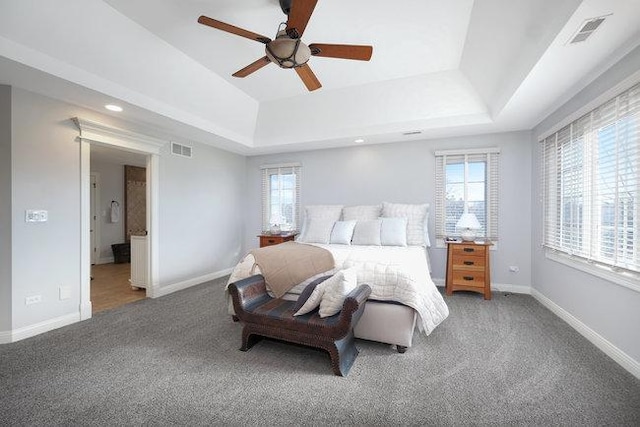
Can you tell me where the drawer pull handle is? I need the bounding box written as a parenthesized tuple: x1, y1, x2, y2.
(463, 261, 474, 265)
(463, 276, 474, 281)
(267, 239, 275, 243)
(463, 248, 475, 252)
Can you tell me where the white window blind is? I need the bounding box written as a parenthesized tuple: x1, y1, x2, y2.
(541, 82, 640, 274)
(435, 148, 500, 244)
(261, 164, 301, 232)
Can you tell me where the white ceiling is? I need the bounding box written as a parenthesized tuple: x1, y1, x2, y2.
(1, 0, 639, 155)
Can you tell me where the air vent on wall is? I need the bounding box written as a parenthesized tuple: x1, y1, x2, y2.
(171, 142, 192, 158)
(569, 16, 608, 44)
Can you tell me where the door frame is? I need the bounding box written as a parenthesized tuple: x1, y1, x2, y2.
(75, 118, 164, 320)
(89, 173, 100, 265)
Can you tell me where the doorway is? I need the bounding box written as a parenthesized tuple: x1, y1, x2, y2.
(89, 146, 148, 313)
(76, 116, 163, 321)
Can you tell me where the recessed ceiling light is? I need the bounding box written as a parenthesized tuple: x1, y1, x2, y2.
(105, 104, 123, 112)
(354, 138, 365, 143)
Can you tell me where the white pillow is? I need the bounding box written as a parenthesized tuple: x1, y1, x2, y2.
(351, 220, 382, 246)
(298, 205, 343, 241)
(319, 268, 358, 318)
(382, 202, 429, 246)
(342, 205, 382, 221)
(380, 217, 408, 246)
(329, 220, 356, 245)
(299, 218, 335, 244)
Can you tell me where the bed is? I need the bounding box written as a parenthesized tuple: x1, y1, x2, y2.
(227, 202, 450, 352)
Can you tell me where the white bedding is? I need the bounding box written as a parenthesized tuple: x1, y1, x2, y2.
(227, 243, 449, 335)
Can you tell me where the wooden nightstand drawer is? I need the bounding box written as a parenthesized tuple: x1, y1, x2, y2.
(258, 233, 297, 248)
(451, 254, 485, 271)
(451, 271, 485, 287)
(451, 244, 486, 257)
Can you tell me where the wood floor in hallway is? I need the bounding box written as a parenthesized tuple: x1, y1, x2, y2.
(91, 263, 146, 314)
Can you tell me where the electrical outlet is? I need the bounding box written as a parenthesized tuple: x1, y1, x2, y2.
(59, 286, 71, 300)
(25, 295, 42, 305)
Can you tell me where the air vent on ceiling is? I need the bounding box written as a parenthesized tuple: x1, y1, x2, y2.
(569, 16, 607, 44)
(403, 130, 422, 136)
(171, 142, 192, 158)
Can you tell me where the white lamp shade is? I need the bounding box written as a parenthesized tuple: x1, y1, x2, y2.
(456, 213, 481, 241)
(456, 213, 481, 230)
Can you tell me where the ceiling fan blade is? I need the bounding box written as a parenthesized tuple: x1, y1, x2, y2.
(309, 44, 373, 61)
(198, 15, 271, 44)
(232, 56, 272, 78)
(286, 0, 318, 38)
(295, 64, 321, 91)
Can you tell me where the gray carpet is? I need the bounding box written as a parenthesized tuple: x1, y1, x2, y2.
(1, 277, 638, 426)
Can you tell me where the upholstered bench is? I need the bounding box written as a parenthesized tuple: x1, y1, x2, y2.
(228, 274, 371, 376)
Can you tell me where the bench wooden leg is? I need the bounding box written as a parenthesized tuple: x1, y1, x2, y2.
(240, 327, 263, 351)
(329, 330, 359, 376)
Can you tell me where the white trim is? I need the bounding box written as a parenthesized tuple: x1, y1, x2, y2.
(6, 312, 80, 343)
(76, 117, 165, 310)
(153, 268, 234, 298)
(80, 139, 92, 321)
(545, 249, 640, 294)
(73, 118, 165, 155)
(260, 162, 301, 170)
(89, 173, 100, 266)
(432, 278, 530, 295)
(96, 256, 114, 265)
(146, 154, 160, 298)
(536, 70, 640, 141)
(434, 147, 500, 156)
(532, 288, 640, 379)
(0, 330, 11, 344)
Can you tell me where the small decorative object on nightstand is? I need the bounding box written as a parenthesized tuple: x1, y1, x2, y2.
(445, 239, 492, 300)
(258, 232, 298, 248)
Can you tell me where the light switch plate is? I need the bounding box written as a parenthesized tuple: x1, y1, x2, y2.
(25, 210, 48, 222)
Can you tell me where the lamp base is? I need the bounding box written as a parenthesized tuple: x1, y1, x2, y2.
(460, 229, 477, 242)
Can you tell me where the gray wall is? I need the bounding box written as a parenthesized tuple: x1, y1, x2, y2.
(0, 85, 12, 332)
(7, 87, 246, 331)
(11, 88, 82, 328)
(158, 139, 246, 286)
(245, 131, 533, 288)
(89, 161, 125, 262)
(531, 45, 640, 363)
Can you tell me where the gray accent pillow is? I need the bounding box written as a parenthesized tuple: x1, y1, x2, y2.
(292, 275, 332, 312)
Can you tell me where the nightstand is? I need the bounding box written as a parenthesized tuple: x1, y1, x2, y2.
(445, 240, 492, 300)
(258, 232, 297, 248)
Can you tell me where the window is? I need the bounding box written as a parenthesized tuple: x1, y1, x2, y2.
(261, 163, 301, 232)
(541, 82, 640, 279)
(435, 148, 500, 246)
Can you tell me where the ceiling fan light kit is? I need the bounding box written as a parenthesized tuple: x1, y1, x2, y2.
(265, 30, 311, 69)
(197, 0, 372, 92)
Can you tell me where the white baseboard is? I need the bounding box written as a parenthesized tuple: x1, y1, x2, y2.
(432, 278, 531, 295)
(3, 312, 80, 344)
(492, 283, 531, 295)
(95, 256, 114, 265)
(153, 268, 234, 298)
(532, 288, 640, 379)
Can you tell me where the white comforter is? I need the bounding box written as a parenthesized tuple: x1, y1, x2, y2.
(227, 244, 449, 335)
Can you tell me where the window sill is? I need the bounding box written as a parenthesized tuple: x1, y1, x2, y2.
(544, 249, 640, 294)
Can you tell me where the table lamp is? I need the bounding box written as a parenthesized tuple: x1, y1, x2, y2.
(456, 212, 481, 241)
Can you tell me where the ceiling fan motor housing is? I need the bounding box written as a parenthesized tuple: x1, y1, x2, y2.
(265, 31, 311, 68)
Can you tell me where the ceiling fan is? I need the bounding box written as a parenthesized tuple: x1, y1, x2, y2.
(197, 0, 373, 91)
